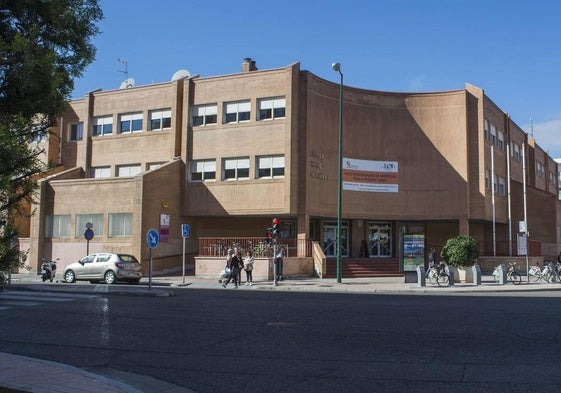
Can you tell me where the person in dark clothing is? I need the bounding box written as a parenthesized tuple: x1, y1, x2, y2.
(222, 248, 239, 288)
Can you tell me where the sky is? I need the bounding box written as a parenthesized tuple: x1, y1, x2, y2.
(72, 0, 561, 158)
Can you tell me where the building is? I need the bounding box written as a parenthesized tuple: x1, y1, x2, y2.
(17, 59, 560, 277)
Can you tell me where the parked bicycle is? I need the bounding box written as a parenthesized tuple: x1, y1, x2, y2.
(425, 261, 450, 287)
(493, 262, 522, 285)
(529, 260, 558, 283)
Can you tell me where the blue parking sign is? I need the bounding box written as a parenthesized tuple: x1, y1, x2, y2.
(181, 224, 190, 238)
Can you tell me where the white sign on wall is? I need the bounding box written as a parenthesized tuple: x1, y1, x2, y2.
(342, 158, 399, 192)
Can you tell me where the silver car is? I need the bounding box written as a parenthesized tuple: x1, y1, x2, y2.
(63, 253, 142, 284)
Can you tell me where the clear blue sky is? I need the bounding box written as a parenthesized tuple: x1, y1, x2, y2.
(72, 0, 561, 158)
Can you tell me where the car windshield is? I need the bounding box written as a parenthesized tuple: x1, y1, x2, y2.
(118, 254, 139, 263)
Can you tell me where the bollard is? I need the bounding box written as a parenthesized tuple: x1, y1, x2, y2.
(416, 265, 426, 287)
(498, 264, 507, 285)
(471, 264, 482, 286)
(446, 265, 455, 286)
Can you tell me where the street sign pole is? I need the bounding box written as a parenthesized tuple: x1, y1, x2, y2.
(182, 236, 186, 284)
(181, 224, 190, 284)
(146, 228, 160, 291)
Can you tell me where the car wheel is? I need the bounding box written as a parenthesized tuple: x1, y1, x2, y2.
(104, 270, 116, 284)
(64, 270, 76, 283)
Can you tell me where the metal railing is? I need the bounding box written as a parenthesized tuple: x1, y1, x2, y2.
(198, 237, 312, 258)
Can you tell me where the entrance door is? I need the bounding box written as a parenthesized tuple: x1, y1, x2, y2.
(323, 224, 348, 257)
(368, 223, 392, 257)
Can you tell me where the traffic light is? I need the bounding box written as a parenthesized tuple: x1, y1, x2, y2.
(272, 218, 280, 239)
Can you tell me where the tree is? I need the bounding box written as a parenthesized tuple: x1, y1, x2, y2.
(0, 0, 103, 272)
(441, 235, 480, 268)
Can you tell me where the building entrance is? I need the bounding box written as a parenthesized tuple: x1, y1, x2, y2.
(323, 223, 348, 257)
(368, 222, 392, 257)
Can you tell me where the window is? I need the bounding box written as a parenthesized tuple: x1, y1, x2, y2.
(497, 131, 504, 150)
(224, 100, 251, 123)
(192, 104, 217, 126)
(484, 119, 489, 139)
(69, 123, 83, 141)
(149, 109, 171, 130)
(490, 125, 497, 145)
(147, 162, 165, 171)
(493, 173, 498, 193)
(190, 159, 216, 181)
(498, 176, 506, 196)
(91, 166, 111, 178)
(485, 169, 490, 190)
(75, 214, 103, 237)
(108, 213, 132, 237)
(223, 157, 250, 180)
(45, 215, 71, 238)
(536, 161, 544, 178)
(117, 164, 141, 177)
(513, 143, 521, 163)
(119, 113, 143, 133)
(92, 116, 113, 136)
(257, 155, 285, 178)
(258, 97, 286, 120)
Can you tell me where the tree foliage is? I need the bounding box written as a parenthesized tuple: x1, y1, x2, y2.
(0, 0, 102, 271)
(441, 235, 480, 267)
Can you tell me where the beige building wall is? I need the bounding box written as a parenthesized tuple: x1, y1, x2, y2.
(19, 59, 560, 273)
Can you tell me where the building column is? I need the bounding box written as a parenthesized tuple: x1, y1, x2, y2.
(297, 213, 310, 257)
(459, 218, 470, 236)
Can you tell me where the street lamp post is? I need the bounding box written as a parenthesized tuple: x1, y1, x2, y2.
(332, 62, 343, 283)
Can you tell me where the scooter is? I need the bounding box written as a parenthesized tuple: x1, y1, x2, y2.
(40, 258, 59, 282)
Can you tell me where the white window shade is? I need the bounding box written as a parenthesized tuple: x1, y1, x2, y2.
(272, 156, 284, 167)
(224, 159, 237, 169)
(258, 156, 272, 167)
(238, 101, 250, 112)
(205, 105, 217, 115)
(238, 158, 249, 168)
(274, 98, 286, 108)
(260, 99, 273, 110)
(226, 103, 238, 113)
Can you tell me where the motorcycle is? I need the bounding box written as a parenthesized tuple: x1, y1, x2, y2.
(40, 258, 59, 282)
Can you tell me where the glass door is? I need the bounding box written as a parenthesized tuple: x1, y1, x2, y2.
(323, 223, 349, 257)
(368, 222, 392, 257)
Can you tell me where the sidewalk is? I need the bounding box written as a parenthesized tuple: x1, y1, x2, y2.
(3, 273, 561, 393)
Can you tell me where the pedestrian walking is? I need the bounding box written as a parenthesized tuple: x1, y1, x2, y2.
(243, 250, 254, 286)
(222, 248, 239, 288)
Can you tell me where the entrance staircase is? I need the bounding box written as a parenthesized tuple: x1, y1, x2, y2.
(324, 258, 402, 278)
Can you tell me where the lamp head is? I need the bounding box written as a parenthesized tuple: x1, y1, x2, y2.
(331, 62, 341, 72)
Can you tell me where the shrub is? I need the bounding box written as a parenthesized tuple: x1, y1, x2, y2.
(441, 235, 479, 267)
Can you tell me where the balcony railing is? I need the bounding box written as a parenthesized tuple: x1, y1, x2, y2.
(198, 237, 312, 258)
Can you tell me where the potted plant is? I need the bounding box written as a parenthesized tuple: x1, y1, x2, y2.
(441, 235, 480, 283)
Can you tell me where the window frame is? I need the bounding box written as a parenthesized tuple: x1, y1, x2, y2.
(190, 159, 216, 182)
(45, 214, 71, 238)
(69, 122, 83, 141)
(258, 97, 286, 121)
(119, 112, 143, 134)
(75, 214, 103, 237)
(223, 157, 250, 180)
(149, 109, 172, 131)
(108, 213, 133, 237)
(192, 104, 218, 127)
(91, 166, 111, 178)
(257, 155, 285, 179)
(92, 116, 113, 136)
(224, 100, 251, 124)
(116, 164, 142, 177)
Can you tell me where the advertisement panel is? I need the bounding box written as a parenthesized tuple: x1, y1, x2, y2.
(403, 234, 425, 272)
(342, 158, 398, 192)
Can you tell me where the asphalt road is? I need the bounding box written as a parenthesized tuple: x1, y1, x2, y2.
(2, 287, 561, 393)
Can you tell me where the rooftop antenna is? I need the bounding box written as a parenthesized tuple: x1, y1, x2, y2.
(117, 58, 128, 80)
(117, 58, 135, 89)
